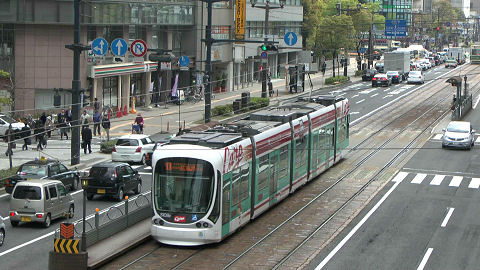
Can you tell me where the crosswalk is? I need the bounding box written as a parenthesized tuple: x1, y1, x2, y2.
(392, 171, 480, 189)
(431, 133, 480, 143)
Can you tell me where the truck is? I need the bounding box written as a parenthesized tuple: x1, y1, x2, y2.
(447, 47, 466, 64)
(383, 51, 410, 79)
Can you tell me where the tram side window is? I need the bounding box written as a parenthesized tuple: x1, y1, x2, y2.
(279, 145, 289, 179)
(318, 128, 326, 161)
(258, 155, 269, 191)
(231, 167, 241, 205)
(295, 138, 307, 170)
(239, 163, 250, 201)
(222, 182, 230, 225)
(338, 117, 347, 143)
(312, 133, 318, 167)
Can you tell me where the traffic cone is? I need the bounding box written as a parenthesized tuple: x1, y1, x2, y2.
(123, 105, 127, 116)
(130, 97, 136, 114)
(116, 106, 122, 118)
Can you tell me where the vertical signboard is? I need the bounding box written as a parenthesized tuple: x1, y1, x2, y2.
(235, 0, 246, 40)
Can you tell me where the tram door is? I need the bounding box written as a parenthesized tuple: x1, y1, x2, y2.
(221, 174, 231, 237)
(324, 126, 334, 169)
(269, 152, 279, 206)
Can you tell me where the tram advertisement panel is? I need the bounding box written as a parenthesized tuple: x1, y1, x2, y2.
(223, 139, 252, 174)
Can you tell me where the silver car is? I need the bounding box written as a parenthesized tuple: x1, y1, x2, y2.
(442, 121, 476, 150)
(9, 180, 74, 228)
(0, 215, 5, 246)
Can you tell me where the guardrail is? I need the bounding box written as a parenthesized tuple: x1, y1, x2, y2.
(452, 94, 473, 120)
(55, 191, 152, 248)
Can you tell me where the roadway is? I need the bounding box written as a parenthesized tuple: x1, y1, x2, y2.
(307, 67, 480, 269)
(0, 62, 465, 270)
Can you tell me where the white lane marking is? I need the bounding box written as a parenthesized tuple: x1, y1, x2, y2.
(449, 176, 463, 187)
(0, 193, 10, 198)
(352, 66, 459, 125)
(411, 173, 427, 184)
(356, 99, 365, 104)
(417, 248, 433, 270)
(432, 134, 443, 140)
(138, 172, 151, 175)
(143, 166, 152, 170)
(392, 171, 409, 183)
(2, 216, 9, 221)
(370, 93, 378, 98)
(351, 94, 359, 98)
(350, 112, 360, 115)
(383, 95, 392, 99)
(131, 165, 142, 169)
(441, 208, 455, 227)
(315, 179, 403, 269)
(473, 95, 480, 109)
(383, 88, 391, 92)
(468, 178, 480, 189)
(0, 231, 55, 256)
(71, 189, 83, 196)
(430, 175, 445, 186)
(476, 137, 480, 143)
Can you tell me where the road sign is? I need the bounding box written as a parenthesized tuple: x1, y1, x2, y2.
(130, 39, 147, 57)
(179, 56, 190, 67)
(385, 20, 407, 37)
(111, 38, 128, 57)
(91, 37, 108, 56)
(446, 22, 451, 27)
(284, 32, 298, 46)
(359, 47, 367, 54)
(260, 51, 268, 59)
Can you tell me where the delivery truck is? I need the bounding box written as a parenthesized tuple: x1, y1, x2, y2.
(384, 51, 410, 79)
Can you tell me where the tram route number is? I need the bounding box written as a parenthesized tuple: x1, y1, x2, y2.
(165, 162, 203, 172)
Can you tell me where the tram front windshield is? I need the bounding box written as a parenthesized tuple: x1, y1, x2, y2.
(154, 158, 214, 214)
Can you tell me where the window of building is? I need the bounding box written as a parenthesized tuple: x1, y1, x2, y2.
(103, 26, 124, 44)
(103, 77, 118, 108)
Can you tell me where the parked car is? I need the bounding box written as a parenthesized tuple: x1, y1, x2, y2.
(445, 59, 458, 68)
(0, 114, 25, 139)
(4, 157, 80, 194)
(442, 121, 475, 150)
(374, 62, 384, 73)
(372, 74, 392, 87)
(0, 215, 5, 246)
(111, 134, 156, 165)
(362, 69, 378, 81)
(84, 162, 142, 201)
(386, 71, 404, 83)
(9, 180, 74, 228)
(407, 71, 425, 84)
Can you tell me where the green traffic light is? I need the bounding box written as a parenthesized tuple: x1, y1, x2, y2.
(261, 44, 267, 51)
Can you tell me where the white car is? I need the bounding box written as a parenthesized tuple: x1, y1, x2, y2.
(407, 71, 424, 84)
(0, 214, 5, 246)
(112, 134, 156, 164)
(442, 121, 476, 150)
(0, 114, 25, 138)
(420, 59, 431, 69)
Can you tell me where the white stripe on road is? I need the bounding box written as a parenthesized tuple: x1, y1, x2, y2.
(356, 99, 365, 104)
(476, 137, 480, 143)
(441, 208, 455, 227)
(392, 171, 409, 183)
(468, 178, 480, 189)
(383, 95, 392, 99)
(0, 231, 55, 257)
(417, 248, 434, 270)
(430, 175, 445, 186)
(473, 95, 480, 109)
(432, 134, 443, 140)
(315, 178, 403, 269)
(131, 165, 142, 169)
(449, 176, 463, 187)
(351, 94, 359, 98)
(370, 93, 378, 98)
(411, 173, 427, 184)
(0, 193, 10, 198)
(138, 172, 151, 175)
(350, 112, 360, 115)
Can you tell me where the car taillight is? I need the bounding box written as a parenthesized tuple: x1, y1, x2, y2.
(146, 155, 150, 161)
(36, 214, 43, 218)
(372, 78, 376, 81)
(5, 179, 9, 185)
(10, 212, 15, 217)
(382, 78, 386, 81)
(112, 146, 116, 152)
(395, 75, 398, 78)
(136, 147, 142, 152)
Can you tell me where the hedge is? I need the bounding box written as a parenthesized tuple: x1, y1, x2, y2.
(0, 166, 19, 189)
(325, 76, 349, 85)
(250, 97, 269, 110)
(212, 104, 233, 117)
(355, 70, 364, 77)
(100, 139, 117, 154)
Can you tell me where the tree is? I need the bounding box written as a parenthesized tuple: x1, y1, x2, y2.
(0, 70, 13, 113)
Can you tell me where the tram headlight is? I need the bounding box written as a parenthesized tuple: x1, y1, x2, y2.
(203, 222, 209, 228)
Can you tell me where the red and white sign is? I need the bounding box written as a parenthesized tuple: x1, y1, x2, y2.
(130, 39, 147, 57)
(174, 216, 186, 223)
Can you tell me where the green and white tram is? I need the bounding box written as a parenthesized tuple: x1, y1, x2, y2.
(151, 96, 350, 246)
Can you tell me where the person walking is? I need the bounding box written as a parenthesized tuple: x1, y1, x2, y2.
(80, 110, 90, 127)
(45, 115, 54, 138)
(66, 106, 72, 123)
(40, 112, 47, 126)
(36, 122, 45, 151)
(101, 113, 111, 141)
(92, 110, 101, 136)
(81, 123, 93, 154)
(93, 97, 100, 112)
(58, 109, 68, 140)
(21, 122, 31, 151)
(4, 124, 14, 157)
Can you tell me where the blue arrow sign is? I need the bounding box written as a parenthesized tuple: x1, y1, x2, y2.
(179, 56, 190, 67)
(91, 37, 108, 56)
(284, 32, 298, 46)
(446, 21, 451, 27)
(111, 38, 128, 57)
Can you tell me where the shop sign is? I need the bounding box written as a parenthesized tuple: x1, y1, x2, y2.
(235, 0, 246, 40)
(212, 26, 230, 40)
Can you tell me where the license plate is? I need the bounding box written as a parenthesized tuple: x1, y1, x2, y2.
(21, 216, 31, 222)
(122, 155, 130, 158)
(97, 189, 106, 194)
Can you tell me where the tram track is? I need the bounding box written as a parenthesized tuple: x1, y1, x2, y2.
(104, 65, 480, 270)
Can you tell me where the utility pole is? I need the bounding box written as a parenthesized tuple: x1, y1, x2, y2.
(368, 10, 374, 68)
(335, 3, 362, 76)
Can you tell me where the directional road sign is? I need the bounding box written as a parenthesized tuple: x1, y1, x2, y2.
(91, 37, 108, 56)
(111, 38, 128, 57)
(446, 22, 451, 27)
(385, 20, 407, 37)
(284, 32, 298, 46)
(179, 56, 190, 67)
(130, 39, 147, 57)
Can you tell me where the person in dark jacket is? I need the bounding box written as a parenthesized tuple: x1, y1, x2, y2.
(101, 114, 111, 141)
(57, 109, 68, 140)
(40, 112, 47, 126)
(21, 123, 31, 151)
(36, 122, 45, 151)
(5, 124, 14, 156)
(81, 123, 93, 154)
(92, 110, 101, 136)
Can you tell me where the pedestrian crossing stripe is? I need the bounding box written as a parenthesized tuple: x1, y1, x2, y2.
(469, 178, 480, 189)
(392, 172, 480, 189)
(54, 238, 80, 254)
(430, 175, 445, 185)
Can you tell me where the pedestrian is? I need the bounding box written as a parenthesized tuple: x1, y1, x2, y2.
(321, 62, 327, 75)
(134, 113, 144, 134)
(66, 106, 72, 123)
(58, 109, 68, 140)
(81, 123, 92, 154)
(36, 122, 45, 151)
(101, 113, 111, 141)
(80, 110, 90, 126)
(45, 115, 54, 138)
(268, 76, 273, 98)
(40, 112, 47, 126)
(92, 109, 101, 136)
(4, 124, 14, 157)
(21, 122, 31, 151)
(93, 97, 100, 112)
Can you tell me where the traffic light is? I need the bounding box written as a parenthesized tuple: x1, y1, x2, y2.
(437, 26, 440, 31)
(259, 44, 277, 53)
(266, 45, 278, 51)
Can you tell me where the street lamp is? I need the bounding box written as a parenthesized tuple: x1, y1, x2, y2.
(250, 0, 286, 98)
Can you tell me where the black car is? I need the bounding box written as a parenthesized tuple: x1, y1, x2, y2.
(372, 74, 392, 87)
(85, 162, 142, 201)
(362, 69, 378, 81)
(374, 62, 384, 73)
(386, 71, 403, 84)
(4, 158, 79, 193)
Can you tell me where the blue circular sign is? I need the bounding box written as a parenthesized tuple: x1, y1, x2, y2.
(179, 56, 190, 67)
(446, 22, 451, 27)
(284, 32, 298, 46)
(111, 38, 128, 57)
(91, 38, 108, 56)
(260, 51, 268, 59)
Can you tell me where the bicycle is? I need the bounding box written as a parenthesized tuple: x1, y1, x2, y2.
(185, 87, 202, 103)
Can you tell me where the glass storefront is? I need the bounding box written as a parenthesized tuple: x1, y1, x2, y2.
(103, 77, 118, 108)
(130, 73, 144, 106)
